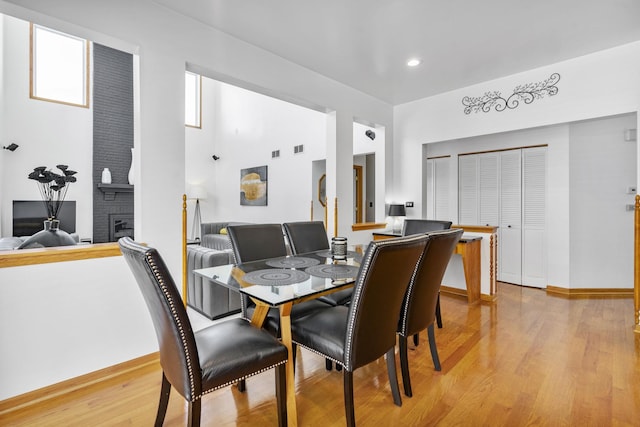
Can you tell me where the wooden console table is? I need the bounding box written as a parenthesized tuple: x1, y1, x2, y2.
(373, 232, 482, 303)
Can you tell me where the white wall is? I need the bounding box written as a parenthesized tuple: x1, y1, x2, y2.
(395, 41, 640, 289)
(186, 77, 327, 226)
(569, 114, 637, 289)
(0, 256, 157, 400)
(1, 15, 93, 238)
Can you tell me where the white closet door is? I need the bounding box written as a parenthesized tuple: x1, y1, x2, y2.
(426, 159, 435, 219)
(479, 153, 499, 227)
(522, 147, 547, 287)
(499, 150, 522, 284)
(434, 157, 450, 220)
(458, 155, 478, 224)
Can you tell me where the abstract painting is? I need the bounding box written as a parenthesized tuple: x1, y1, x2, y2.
(240, 165, 268, 206)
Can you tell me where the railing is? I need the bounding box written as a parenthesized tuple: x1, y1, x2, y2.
(635, 195, 640, 332)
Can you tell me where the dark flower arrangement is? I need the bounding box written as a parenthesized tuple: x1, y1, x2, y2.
(27, 165, 78, 220)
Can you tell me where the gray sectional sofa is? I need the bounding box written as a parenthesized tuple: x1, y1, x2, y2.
(199, 221, 251, 252)
(186, 221, 249, 319)
(186, 244, 240, 320)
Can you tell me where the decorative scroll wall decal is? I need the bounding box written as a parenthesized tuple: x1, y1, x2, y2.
(462, 73, 560, 114)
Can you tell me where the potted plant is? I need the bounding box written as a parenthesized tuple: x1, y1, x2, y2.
(18, 165, 78, 248)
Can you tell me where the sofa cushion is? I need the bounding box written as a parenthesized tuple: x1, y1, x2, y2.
(187, 245, 239, 320)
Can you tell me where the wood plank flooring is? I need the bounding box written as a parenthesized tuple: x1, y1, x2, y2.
(3, 282, 639, 426)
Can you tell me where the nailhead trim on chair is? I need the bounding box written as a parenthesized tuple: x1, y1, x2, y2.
(145, 251, 197, 400)
(398, 250, 426, 336)
(343, 234, 427, 370)
(293, 342, 346, 371)
(199, 360, 287, 398)
(145, 247, 286, 401)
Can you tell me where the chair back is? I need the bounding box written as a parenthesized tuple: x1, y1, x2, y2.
(227, 224, 288, 263)
(399, 229, 463, 337)
(118, 237, 201, 401)
(402, 219, 452, 236)
(283, 221, 330, 255)
(344, 233, 429, 371)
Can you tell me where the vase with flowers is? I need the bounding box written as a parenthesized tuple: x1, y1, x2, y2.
(18, 165, 78, 249)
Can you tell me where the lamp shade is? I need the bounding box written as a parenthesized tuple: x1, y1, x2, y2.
(188, 184, 207, 200)
(388, 204, 406, 217)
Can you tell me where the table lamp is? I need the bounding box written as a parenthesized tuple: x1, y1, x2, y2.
(388, 204, 406, 233)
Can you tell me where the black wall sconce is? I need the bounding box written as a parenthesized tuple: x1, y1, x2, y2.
(3, 143, 19, 151)
(212, 155, 220, 161)
(365, 130, 376, 140)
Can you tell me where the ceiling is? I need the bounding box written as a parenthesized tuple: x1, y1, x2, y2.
(153, 0, 640, 105)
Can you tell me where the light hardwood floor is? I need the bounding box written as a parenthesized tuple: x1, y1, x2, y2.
(3, 282, 640, 426)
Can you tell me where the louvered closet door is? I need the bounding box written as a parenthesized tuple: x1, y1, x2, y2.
(458, 155, 479, 224)
(434, 157, 450, 220)
(427, 157, 451, 220)
(499, 150, 522, 284)
(479, 153, 499, 226)
(521, 147, 546, 287)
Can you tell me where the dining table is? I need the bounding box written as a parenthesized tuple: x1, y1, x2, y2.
(194, 247, 364, 426)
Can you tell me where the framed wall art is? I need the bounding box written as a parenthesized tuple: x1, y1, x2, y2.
(240, 165, 268, 206)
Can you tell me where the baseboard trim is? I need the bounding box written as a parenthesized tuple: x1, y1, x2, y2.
(0, 352, 159, 417)
(546, 285, 634, 298)
(440, 285, 467, 299)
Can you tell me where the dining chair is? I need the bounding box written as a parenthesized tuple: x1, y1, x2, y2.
(290, 233, 430, 427)
(227, 223, 327, 326)
(118, 237, 288, 427)
(401, 219, 453, 336)
(283, 221, 353, 307)
(397, 228, 463, 397)
(227, 224, 327, 382)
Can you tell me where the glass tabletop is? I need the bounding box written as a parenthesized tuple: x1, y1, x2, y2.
(194, 248, 363, 306)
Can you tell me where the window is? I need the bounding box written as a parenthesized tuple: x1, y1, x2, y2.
(30, 24, 89, 107)
(185, 71, 201, 128)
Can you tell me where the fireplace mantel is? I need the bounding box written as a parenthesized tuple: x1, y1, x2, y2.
(97, 183, 133, 201)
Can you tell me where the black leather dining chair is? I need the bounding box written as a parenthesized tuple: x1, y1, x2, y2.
(401, 219, 453, 335)
(402, 219, 453, 236)
(283, 221, 353, 307)
(290, 233, 430, 427)
(118, 237, 288, 427)
(397, 228, 463, 397)
(227, 224, 327, 383)
(227, 224, 327, 330)
(227, 224, 289, 321)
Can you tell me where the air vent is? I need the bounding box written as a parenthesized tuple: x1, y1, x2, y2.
(294, 144, 304, 154)
(272, 150, 280, 158)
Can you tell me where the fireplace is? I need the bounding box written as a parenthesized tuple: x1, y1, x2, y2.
(109, 213, 134, 242)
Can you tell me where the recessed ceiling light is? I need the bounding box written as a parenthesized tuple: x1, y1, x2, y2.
(407, 58, 421, 67)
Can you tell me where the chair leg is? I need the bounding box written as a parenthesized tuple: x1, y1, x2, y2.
(275, 364, 288, 427)
(399, 336, 412, 397)
(237, 379, 246, 392)
(187, 399, 201, 427)
(343, 370, 356, 427)
(336, 364, 343, 372)
(292, 343, 297, 373)
(155, 373, 171, 427)
(325, 358, 333, 371)
(436, 293, 443, 328)
(427, 324, 441, 371)
(413, 333, 419, 347)
(385, 348, 402, 407)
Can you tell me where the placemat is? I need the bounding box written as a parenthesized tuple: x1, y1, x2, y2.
(266, 256, 321, 269)
(305, 264, 360, 280)
(242, 269, 311, 286)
